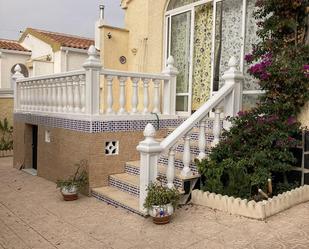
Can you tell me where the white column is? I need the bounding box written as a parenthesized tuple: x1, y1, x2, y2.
(136, 123, 162, 213)
(79, 74, 86, 113)
(46, 79, 52, 112)
(197, 119, 207, 161)
(20, 82, 25, 110)
(11, 64, 25, 111)
(222, 56, 244, 130)
(211, 107, 222, 147)
(118, 76, 127, 115)
(73, 75, 81, 113)
(37, 80, 43, 111)
(166, 147, 176, 189)
(181, 133, 192, 177)
(42, 80, 48, 111)
(162, 56, 178, 115)
(106, 75, 114, 114)
(131, 77, 139, 114)
(153, 79, 161, 114)
(28, 82, 33, 110)
(142, 78, 150, 114)
(83, 45, 102, 116)
(66, 76, 74, 112)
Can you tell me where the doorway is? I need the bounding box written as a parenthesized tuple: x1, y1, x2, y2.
(32, 125, 38, 170)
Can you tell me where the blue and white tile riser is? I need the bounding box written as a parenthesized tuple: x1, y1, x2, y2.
(14, 113, 185, 133)
(109, 176, 139, 197)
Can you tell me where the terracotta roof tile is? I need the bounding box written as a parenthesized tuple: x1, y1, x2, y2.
(28, 28, 94, 50)
(0, 39, 30, 52)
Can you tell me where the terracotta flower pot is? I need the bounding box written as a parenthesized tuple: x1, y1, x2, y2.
(149, 204, 174, 225)
(61, 185, 78, 201)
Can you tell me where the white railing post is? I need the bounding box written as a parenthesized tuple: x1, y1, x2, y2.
(106, 75, 114, 114)
(83, 45, 102, 116)
(162, 56, 178, 115)
(136, 123, 162, 213)
(222, 56, 244, 130)
(12, 64, 25, 111)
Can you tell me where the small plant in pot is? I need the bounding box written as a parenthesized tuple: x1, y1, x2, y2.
(144, 178, 180, 225)
(56, 160, 88, 201)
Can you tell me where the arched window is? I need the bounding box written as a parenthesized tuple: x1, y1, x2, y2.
(11, 64, 29, 77)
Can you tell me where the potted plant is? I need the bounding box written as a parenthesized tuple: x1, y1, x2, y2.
(56, 160, 88, 201)
(144, 179, 180, 225)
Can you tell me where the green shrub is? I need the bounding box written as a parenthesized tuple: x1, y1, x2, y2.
(0, 118, 13, 151)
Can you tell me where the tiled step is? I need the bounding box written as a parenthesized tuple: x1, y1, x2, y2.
(125, 161, 200, 188)
(109, 173, 139, 197)
(91, 186, 146, 216)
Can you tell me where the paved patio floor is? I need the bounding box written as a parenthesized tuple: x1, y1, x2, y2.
(0, 157, 309, 249)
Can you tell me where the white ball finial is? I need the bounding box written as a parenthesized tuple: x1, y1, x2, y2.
(14, 64, 22, 73)
(228, 56, 238, 68)
(143, 123, 156, 138)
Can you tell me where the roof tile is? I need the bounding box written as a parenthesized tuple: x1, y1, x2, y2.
(0, 39, 30, 52)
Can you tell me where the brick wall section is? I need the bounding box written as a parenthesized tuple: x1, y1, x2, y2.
(0, 98, 13, 125)
(13, 121, 167, 195)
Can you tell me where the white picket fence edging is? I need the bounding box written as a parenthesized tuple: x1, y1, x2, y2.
(0, 150, 13, 157)
(192, 185, 309, 220)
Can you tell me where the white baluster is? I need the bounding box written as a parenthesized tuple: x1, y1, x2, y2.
(47, 79, 52, 112)
(61, 78, 67, 112)
(153, 79, 161, 114)
(28, 82, 33, 110)
(66, 76, 74, 112)
(167, 147, 176, 189)
(42, 80, 47, 111)
(56, 78, 62, 112)
(118, 76, 127, 115)
(142, 78, 150, 114)
(73, 75, 81, 113)
(36, 80, 42, 111)
(24, 82, 29, 110)
(197, 119, 207, 161)
(20, 82, 25, 110)
(79, 74, 86, 113)
(106, 75, 114, 114)
(51, 79, 57, 112)
(211, 108, 222, 147)
(181, 133, 192, 177)
(131, 77, 139, 114)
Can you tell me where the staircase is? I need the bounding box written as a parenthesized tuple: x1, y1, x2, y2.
(91, 125, 215, 216)
(92, 57, 244, 216)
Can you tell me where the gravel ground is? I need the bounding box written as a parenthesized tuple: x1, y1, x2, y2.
(0, 157, 308, 249)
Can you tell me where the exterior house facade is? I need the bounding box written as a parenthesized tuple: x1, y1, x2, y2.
(12, 0, 309, 215)
(0, 29, 94, 124)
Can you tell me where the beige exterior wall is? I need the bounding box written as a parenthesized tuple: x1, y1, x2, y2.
(66, 50, 88, 71)
(0, 51, 30, 88)
(0, 98, 13, 124)
(13, 121, 167, 193)
(21, 34, 53, 60)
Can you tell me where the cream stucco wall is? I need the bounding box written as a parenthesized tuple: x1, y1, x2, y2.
(0, 51, 30, 88)
(66, 51, 88, 71)
(21, 34, 53, 60)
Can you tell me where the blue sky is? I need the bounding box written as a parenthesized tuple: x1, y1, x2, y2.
(0, 0, 125, 40)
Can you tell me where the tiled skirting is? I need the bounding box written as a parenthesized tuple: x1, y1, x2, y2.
(14, 113, 185, 133)
(109, 176, 139, 197)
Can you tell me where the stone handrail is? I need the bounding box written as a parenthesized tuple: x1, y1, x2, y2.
(137, 57, 245, 213)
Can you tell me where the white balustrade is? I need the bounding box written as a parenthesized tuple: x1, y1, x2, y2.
(137, 56, 244, 214)
(106, 76, 114, 114)
(153, 79, 161, 114)
(79, 74, 85, 113)
(142, 78, 150, 114)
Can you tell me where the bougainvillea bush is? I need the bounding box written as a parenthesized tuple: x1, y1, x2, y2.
(197, 0, 309, 200)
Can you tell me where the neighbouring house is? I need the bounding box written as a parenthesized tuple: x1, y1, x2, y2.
(12, 0, 309, 216)
(0, 28, 94, 125)
(0, 39, 31, 124)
